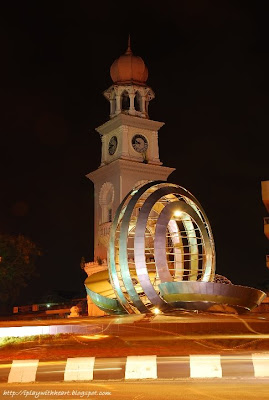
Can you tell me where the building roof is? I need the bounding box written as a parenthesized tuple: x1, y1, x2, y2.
(110, 36, 148, 86)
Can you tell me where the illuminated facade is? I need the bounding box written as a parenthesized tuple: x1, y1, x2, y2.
(84, 39, 266, 315)
(84, 38, 174, 315)
(86, 38, 174, 265)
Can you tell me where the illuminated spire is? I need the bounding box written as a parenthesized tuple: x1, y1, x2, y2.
(125, 34, 132, 55)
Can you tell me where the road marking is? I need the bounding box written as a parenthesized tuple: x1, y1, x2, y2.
(125, 355, 157, 379)
(252, 353, 269, 377)
(64, 357, 95, 381)
(8, 360, 38, 383)
(5, 354, 269, 382)
(190, 355, 222, 378)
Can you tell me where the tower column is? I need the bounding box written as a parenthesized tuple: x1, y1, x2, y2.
(121, 126, 129, 158)
(115, 95, 121, 115)
(151, 131, 160, 163)
(129, 93, 135, 115)
(141, 95, 147, 117)
(100, 135, 106, 166)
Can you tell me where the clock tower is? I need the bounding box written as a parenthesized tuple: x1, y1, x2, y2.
(86, 37, 175, 265)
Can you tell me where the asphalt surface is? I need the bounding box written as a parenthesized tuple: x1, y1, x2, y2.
(0, 380, 269, 400)
(0, 355, 268, 382)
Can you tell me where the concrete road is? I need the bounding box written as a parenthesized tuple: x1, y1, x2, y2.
(0, 380, 269, 400)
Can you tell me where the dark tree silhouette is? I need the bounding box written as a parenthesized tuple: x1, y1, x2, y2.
(0, 234, 41, 312)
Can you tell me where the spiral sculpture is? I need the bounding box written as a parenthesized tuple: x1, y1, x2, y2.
(107, 181, 215, 313)
(85, 181, 266, 314)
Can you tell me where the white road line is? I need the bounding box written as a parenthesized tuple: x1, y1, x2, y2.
(252, 353, 269, 377)
(8, 360, 39, 383)
(125, 355, 157, 379)
(190, 355, 222, 378)
(64, 357, 95, 381)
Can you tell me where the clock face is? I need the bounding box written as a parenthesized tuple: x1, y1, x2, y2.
(132, 134, 148, 153)
(108, 136, 118, 155)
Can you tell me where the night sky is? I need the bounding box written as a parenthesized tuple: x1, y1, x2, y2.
(0, 1, 268, 304)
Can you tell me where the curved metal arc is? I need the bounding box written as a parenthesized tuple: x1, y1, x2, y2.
(109, 180, 215, 315)
(158, 281, 266, 313)
(178, 188, 216, 280)
(167, 219, 184, 280)
(168, 186, 215, 276)
(85, 286, 127, 315)
(134, 184, 215, 309)
(184, 197, 215, 275)
(181, 216, 198, 281)
(119, 181, 166, 313)
(108, 190, 135, 313)
(154, 201, 214, 283)
(134, 194, 168, 309)
(134, 186, 181, 308)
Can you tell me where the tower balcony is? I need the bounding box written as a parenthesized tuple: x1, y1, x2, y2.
(264, 217, 269, 240)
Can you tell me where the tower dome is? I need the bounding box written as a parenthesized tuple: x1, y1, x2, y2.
(110, 37, 148, 86)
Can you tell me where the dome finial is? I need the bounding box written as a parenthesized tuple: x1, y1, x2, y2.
(125, 34, 132, 55)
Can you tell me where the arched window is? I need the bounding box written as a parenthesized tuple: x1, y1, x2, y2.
(121, 90, 130, 111)
(134, 91, 142, 111)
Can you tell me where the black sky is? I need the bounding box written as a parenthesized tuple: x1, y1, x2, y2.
(0, 1, 268, 304)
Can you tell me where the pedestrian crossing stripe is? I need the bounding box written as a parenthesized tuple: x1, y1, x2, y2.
(8, 360, 39, 383)
(64, 357, 95, 381)
(125, 355, 157, 379)
(5, 354, 269, 382)
(190, 355, 222, 378)
(252, 353, 269, 377)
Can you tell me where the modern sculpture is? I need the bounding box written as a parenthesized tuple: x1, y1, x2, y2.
(85, 181, 266, 314)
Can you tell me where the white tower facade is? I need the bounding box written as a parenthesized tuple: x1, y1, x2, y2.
(86, 38, 175, 270)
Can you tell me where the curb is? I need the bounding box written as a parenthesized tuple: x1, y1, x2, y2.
(1, 354, 269, 383)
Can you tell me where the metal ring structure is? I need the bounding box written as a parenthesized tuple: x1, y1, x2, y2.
(86, 180, 266, 315)
(158, 281, 266, 314)
(108, 181, 165, 313)
(108, 181, 216, 314)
